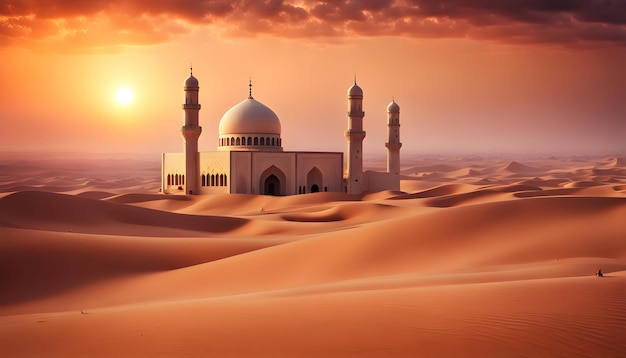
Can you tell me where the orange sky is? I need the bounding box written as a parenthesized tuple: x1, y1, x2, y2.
(1, 1, 625, 157)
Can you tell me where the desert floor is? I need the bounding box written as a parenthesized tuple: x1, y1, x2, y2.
(1, 153, 625, 357)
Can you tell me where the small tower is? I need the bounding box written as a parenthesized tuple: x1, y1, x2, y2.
(181, 67, 202, 195)
(385, 100, 402, 176)
(344, 79, 366, 194)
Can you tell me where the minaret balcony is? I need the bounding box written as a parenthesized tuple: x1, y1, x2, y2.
(181, 125, 202, 139)
(385, 142, 402, 150)
(347, 111, 365, 117)
(182, 103, 201, 109)
(344, 129, 366, 140)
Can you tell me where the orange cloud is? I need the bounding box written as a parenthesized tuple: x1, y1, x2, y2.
(1, 0, 625, 49)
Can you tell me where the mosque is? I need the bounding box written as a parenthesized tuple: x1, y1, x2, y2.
(161, 69, 402, 195)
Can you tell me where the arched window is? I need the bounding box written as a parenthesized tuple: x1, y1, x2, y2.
(236, 137, 240, 145)
(272, 138, 275, 146)
(226, 138, 230, 146)
(260, 137, 265, 145)
(175, 174, 179, 185)
(231, 137, 235, 145)
(167, 174, 171, 186)
(182, 175, 185, 185)
(202, 174, 206, 187)
(211, 174, 215, 186)
(219, 174, 224, 186)
(247, 137, 252, 145)
(224, 174, 228, 186)
(254, 137, 259, 145)
(266, 137, 270, 145)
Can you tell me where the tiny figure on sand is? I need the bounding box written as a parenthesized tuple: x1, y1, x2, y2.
(596, 269, 603, 277)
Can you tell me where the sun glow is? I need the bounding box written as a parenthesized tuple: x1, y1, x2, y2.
(115, 87, 134, 105)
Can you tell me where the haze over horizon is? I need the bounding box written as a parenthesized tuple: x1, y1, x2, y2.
(1, 1, 624, 157)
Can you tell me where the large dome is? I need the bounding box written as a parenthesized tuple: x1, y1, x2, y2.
(219, 98, 281, 136)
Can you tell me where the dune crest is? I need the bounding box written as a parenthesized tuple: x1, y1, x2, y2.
(0, 191, 249, 236)
(503, 161, 541, 173)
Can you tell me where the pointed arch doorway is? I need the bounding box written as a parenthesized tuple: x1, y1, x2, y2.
(264, 174, 280, 196)
(260, 165, 286, 196)
(307, 167, 323, 193)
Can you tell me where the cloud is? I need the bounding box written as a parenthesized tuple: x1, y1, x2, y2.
(1, 0, 625, 49)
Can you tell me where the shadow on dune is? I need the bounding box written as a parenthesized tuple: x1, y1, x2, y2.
(389, 184, 465, 200)
(391, 184, 543, 207)
(0, 191, 248, 236)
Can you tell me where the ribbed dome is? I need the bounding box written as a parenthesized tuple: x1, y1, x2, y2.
(184, 74, 199, 88)
(219, 98, 281, 136)
(387, 100, 400, 113)
(347, 82, 363, 97)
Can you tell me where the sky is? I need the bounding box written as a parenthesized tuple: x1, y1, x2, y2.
(1, 0, 625, 158)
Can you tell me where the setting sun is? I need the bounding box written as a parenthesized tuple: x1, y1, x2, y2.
(115, 87, 134, 105)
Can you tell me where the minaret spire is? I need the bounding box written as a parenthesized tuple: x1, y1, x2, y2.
(385, 98, 402, 184)
(345, 78, 365, 194)
(181, 67, 202, 195)
(190, 65, 193, 76)
(248, 78, 253, 99)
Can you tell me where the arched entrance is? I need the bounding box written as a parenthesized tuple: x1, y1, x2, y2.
(307, 167, 323, 194)
(260, 165, 287, 196)
(264, 174, 280, 196)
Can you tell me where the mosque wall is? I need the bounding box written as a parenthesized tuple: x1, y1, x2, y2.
(294, 152, 343, 193)
(362, 170, 400, 192)
(161, 153, 186, 194)
(250, 152, 296, 195)
(230, 151, 252, 194)
(198, 152, 231, 194)
(363, 170, 400, 192)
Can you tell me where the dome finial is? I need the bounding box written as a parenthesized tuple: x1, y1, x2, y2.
(248, 77, 253, 99)
(190, 64, 193, 76)
(354, 73, 357, 85)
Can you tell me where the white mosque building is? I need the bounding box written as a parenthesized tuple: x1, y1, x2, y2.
(161, 69, 402, 195)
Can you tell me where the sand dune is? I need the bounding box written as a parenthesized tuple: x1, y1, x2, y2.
(503, 161, 542, 173)
(0, 191, 249, 236)
(596, 157, 626, 168)
(1, 154, 625, 357)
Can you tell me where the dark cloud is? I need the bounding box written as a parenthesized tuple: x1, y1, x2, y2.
(1, 0, 625, 49)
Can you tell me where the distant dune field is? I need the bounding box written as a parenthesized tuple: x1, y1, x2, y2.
(1, 154, 625, 357)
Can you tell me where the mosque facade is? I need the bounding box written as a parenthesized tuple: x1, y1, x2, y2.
(161, 70, 402, 195)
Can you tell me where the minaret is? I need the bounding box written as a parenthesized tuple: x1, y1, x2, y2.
(385, 100, 402, 176)
(181, 67, 202, 195)
(344, 78, 366, 194)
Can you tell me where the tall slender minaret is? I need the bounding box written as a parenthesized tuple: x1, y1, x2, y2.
(385, 100, 402, 176)
(344, 79, 366, 194)
(181, 67, 202, 195)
